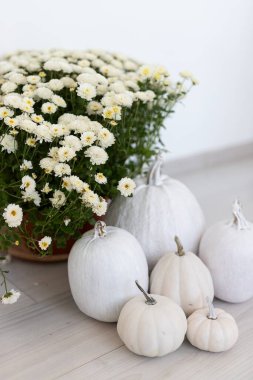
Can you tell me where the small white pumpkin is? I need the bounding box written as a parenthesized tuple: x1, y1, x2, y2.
(105, 157, 205, 270)
(150, 236, 214, 316)
(68, 221, 149, 322)
(199, 200, 253, 303)
(117, 281, 187, 357)
(187, 297, 239, 352)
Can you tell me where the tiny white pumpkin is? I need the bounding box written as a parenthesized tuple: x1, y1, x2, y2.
(187, 297, 239, 352)
(199, 200, 253, 303)
(105, 156, 205, 270)
(117, 281, 187, 357)
(68, 221, 149, 322)
(150, 236, 214, 316)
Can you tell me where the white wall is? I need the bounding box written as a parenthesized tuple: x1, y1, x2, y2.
(1, 0, 253, 159)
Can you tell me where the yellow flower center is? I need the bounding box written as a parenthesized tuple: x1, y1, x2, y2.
(11, 210, 17, 216)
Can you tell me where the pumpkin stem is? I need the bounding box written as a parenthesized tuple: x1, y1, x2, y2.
(147, 156, 163, 186)
(135, 281, 157, 305)
(174, 236, 185, 256)
(206, 297, 217, 320)
(232, 200, 249, 230)
(94, 221, 107, 238)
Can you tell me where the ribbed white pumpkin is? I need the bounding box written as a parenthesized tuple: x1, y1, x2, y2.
(187, 298, 239, 352)
(68, 221, 149, 322)
(105, 157, 205, 270)
(150, 236, 214, 316)
(199, 200, 253, 303)
(117, 281, 187, 357)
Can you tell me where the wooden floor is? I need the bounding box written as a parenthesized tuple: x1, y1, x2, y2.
(1, 155, 253, 380)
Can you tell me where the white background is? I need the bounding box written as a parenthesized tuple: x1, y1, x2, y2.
(1, 0, 253, 159)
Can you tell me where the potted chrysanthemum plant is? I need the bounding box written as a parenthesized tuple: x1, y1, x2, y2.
(0, 49, 197, 266)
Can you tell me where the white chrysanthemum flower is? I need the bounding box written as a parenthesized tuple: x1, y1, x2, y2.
(26, 75, 41, 84)
(85, 146, 108, 165)
(115, 92, 133, 108)
(62, 176, 73, 191)
(48, 147, 59, 160)
(3, 93, 22, 108)
(54, 163, 71, 177)
(4, 117, 18, 128)
(25, 137, 36, 147)
(31, 114, 44, 123)
(51, 95, 67, 108)
(21, 190, 41, 206)
(20, 175, 36, 194)
(58, 113, 76, 125)
(1, 134, 18, 153)
(81, 189, 99, 206)
(1, 289, 21, 304)
(60, 77, 76, 88)
(69, 118, 91, 134)
(39, 157, 57, 173)
(20, 160, 33, 171)
(86, 101, 103, 115)
(44, 58, 72, 73)
(117, 177, 136, 197)
(102, 105, 121, 120)
(19, 119, 36, 133)
(41, 183, 52, 194)
(2, 204, 23, 228)
(138, 65, 152, 79)
(101, 92, 117, 107)
(58, 146, 76, 162)
(38, 236, 52, 251)
(89, 121, 103, 134)
(7, 72, 26, 85)
(80, 131, 96, 147)
(1, 81, 17, 93)
(95, 173, 107, 184)
(77, 83, 96, 100)
(47, 79, 64, 92)
(35, 87, 53, 100)
(60, 135, 82, 152)
(92, 198, 107, 216)
(0, 107, 14, 119)
(35, 124, 52, 142)
(49, 123, 65, 138)
(64, 218, 71, 226)
(41, 102, 57, 114)
(50, 190, 66, 208)
(69, 175, 88, 193)
(98, 128, 115, 148)
(179, 70, 199, 85)
(135, 90, 155, 103)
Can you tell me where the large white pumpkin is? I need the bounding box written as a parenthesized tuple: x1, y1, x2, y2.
(117, 281, 187, 357)
(187, 297, 239, 352)
(199, 200, 253, 303)
(68, 221, 149, 322)
(105, 157, 205, 270)
(150, 236, 214, 316)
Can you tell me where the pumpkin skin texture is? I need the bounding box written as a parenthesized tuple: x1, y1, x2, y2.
(68, 221, 149, 322)
(150, 237, 214, 316)
(187, 300, 239, 352)
(105, 157, 205, 271)
(199, 200, 253, 303)
(117, 283, 187, 357)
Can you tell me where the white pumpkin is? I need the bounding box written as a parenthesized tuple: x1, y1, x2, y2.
(68, 221, 149, 322)
(117, 281, 187, 357)
(105, 157, 205, 270)
(199, 200, 253, 303)
(187, 297, 239, 352)
(150, 236, 214, 316)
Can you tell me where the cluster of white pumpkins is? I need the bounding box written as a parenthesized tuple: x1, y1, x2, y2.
(68, 157, 253, 357)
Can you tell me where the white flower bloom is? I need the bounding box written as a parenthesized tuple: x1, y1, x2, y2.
(38, 236, 52, 251)
(98, 128, 115, 148)
(21, 190, 41, 206)
(1, 289, 21, 304)
(58, 113, 76, 125)
(50, 190, 66, 208)
(20, 175, 36, 194)
(60, 135, 82, 152)
(51, 95, 67, 108)
(77, 83, 96, 101)
(7, 72, 26, 85)
(35, 87, 53, 100)
(102, 105, 121, 120)
(80, 131, 96, 147)
(81, 189, 99, 206)
(4, 117, 18, 128)
(48, 79, 64, 91)
(31, 114, 44, 123)
(48, 147, 59, 160)
(117, 177, 136, 197)
(1, 81, 17, 93)
(60, 77, 76, 88)
(50, 124, 64, 138)
(44, 58, 72, 73)
(62, 176, 73, 191)
(41, 183, 52, 194)
(35, 124, 52, 142)
(25, 137, 36, 147)
(115, 92, 133, 107)
(54, 163, 71, 177)
(92, 198, 107, 216)
(64, 218, 71, 226)
(20, 160, 33, 171)
(138, 65, 152, 79)
(1, 134, 18, 153)
(85, 146, 108, 165)
(3, 204, 23, 228)
(0, 107, 14, 119)
(27, 75, 41, 84)
(3, 93, 22, 108)
(41, 102, 57, 114)
(86, 101, 103, 115)
(58, 146, 76, 162)
(69, 175, 88, 193)
(95, 173, 107, 184)
(39, 157, 57, 173)
(179, 70, 199, 85)
(19, 119, 36, 133)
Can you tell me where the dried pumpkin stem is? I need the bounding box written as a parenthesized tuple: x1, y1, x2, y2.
(174, 236, 185, 256)
(232, 200, 249, 230)
(94, 221, 107, 238)
(147, 156, 163, 186)
(135, 280, 157, 305)
(206, 297, 217, 320)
